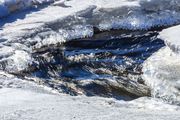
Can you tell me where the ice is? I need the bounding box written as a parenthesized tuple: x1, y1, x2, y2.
(0, 71, 58, 93)
(0, 0, 55, 17)
(1, 69, 180, 119)
(143, 47, 180, 105)
(1, 1, 180, 118)
(0, 50, 33, 73)
(1, 0, 180, 41)
(160, 25, 180, 54)
(143, 22, 180, 104)
(1, 0, 180, 106)
(0, 0, 179, 55)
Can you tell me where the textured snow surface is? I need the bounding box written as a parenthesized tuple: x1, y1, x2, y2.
(0, 70, 180, 119)
(1, 88, 180, 120)
(0, 71, 58, 93)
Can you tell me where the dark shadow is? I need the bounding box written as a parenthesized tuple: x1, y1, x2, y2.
(17, 30, 164, 101)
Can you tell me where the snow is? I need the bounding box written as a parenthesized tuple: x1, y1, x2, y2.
(160, 25, 180, 54)
(3, 50, 33, 72)
(143, 47, 180, 105)
(0, 71, 57, 93)
(143, 23, 180, 104)
(1, 0, 180, 119)
(0, 71, 180, 119)
(1, 0, 180, 72)
(1, 88, 180, 120)
(0, 0, 55, 17)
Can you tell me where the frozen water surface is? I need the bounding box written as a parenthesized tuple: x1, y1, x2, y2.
(0, 0, 180, 119)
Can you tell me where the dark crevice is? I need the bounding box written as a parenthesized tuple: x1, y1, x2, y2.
(12, 29, 165, 100)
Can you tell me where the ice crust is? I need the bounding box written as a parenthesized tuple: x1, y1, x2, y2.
(0, 0, 180, 73)
(1, 0, 180, 115)
(1, 0, 180, 104)
(142, 22, 180, 104)
(0, 0, 54, 17)
(160, 25, 180, 54)
(143, 47, 180, 105)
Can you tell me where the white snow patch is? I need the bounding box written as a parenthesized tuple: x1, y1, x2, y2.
(0, 87, 180, 120)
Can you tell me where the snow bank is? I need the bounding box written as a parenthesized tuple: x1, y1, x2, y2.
(1, 87, 180, 120)
(1, 70, 179, 119)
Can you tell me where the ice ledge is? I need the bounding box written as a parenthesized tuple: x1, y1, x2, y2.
(160, 25, 180, 54)
(143, 47, 180, 105)
(1, 0, 180, 73)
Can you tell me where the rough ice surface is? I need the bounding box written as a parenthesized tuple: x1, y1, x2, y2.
(0, 71, 57, 93)
(3, 50, 33, 73)
(142, 23, 180, 105)
(143, 47, 180, 105)
(1, 0, 180, 73)
(1, 0, 180, 119)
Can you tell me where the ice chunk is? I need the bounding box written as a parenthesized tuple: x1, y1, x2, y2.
(0, 50, 33, 73)
(143, 47, 180, 105)
(160, 25, 180, 54)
